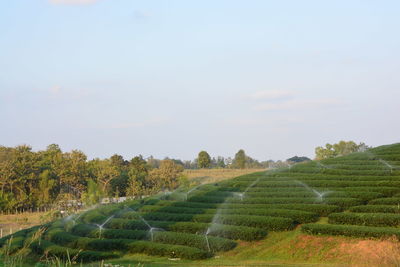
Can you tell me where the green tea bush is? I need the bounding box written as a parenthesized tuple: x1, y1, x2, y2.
(222, 203, 340, 216)
(82, 210, 107, 224)
(328, 212, 400, 227)
(167, 222, 267, 241)
(139, 205, 207, 214)
(349, 205, 400, 213)
(217, 208, 318, 223)
(369, 198, 400, 205)
(30, 239, 119, 262)
(302, 223, 400, 239)
(127, 241, 210, 259)
(152, 231, 236, 252)
(194, 214, 295, 230)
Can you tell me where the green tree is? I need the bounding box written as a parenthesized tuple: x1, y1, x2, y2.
(315, 141, 368, 160)
(127, 156, 150, 197)
(233, 149, 246, 169)
(36, 170, 56, 206)
(82, 179, 102, 206)
(197, 151, 211, 168)
(89, 159, 119, 197)
(148, 160, 184, 191)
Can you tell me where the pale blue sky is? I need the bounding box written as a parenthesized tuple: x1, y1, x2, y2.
(1, 0, 399, 161)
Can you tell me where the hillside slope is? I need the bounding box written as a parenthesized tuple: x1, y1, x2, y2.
(1, 143, 400, 265)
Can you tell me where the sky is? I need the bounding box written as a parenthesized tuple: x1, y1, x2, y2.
(1, 0, 400, 161)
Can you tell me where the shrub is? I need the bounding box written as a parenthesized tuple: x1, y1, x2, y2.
(217, 208, 318, 223)
(166, 222, 267, 241)
(328, 212, 400, 227)
(30, 240, 119, 262)
(194, 214, 295, 230)
(221, 203, 340, 216)
(127, 241, 210, 259)
(139, 205, 207, 214)
(369, 198, 400, 205)
(152, 231, 236, 252)
(349, 205, 400, 213)
(302, 223, 400, 239)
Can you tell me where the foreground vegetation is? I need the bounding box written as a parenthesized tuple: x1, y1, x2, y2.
(1, 143, 400, 266)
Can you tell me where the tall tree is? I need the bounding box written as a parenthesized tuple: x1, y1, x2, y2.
(197, 151, 211, 168)
(89, 159, 119, 197)
(127, 156, 150, 197)
(233, 149, 246, 169)
(148, 160, 184, 191)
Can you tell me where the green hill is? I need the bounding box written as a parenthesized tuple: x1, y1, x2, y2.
(2, 143, 400, 265)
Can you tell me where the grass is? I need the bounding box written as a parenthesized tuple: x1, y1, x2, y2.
(0, 212, 50, 238)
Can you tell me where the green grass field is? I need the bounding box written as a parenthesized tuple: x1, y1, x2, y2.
(2, 143, 400, 266)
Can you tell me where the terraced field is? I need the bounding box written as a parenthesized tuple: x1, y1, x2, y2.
(2, 143, 400, 263)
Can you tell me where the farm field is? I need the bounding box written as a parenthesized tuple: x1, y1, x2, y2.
(2, 143, 400, 266)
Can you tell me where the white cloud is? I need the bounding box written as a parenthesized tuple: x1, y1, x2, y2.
(49, 0, 99, 5)
(254, 98, 343, 111)
(249, 90, 296, 100)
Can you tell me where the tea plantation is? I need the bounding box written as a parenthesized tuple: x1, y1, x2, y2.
(2, 143, 400, 263)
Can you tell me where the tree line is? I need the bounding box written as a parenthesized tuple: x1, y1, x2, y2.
(0, 144, 186, 212)
(0, 145, 274, 212)
(1, 141, 357, 213)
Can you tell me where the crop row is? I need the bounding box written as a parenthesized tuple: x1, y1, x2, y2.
(31, 237, 209, 260)
(301, 223, 400, 239)
(227, 186, 399, 196)
(139, 205, 318, 223)
(101, 219, 267, 241)
(368, 197, 400, 205)
(188, 196, 363, 208)
(349, 205, 400, 213)
(224, 180, 400, 188)
(328, 212, 400, 227)
(47, 226, 236, 253)
(198, 191, 383, 202)
(150, 201, 340, 216)
(117, 212, 295, 231)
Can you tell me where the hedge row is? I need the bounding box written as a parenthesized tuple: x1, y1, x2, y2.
(127, 240, 210, 259)
(216, 208, 318, 223)
(224, 197, 362, 208)
(31, 237, 209, 261)
(349, 205, 400, 213)
(328, 212, 400, 227)
(200, 191, 383, 201)
(154, 200, 219, 209)
(242, 186, 399, 196)
(222, 203, 340, 216)
(125, 212, 295, 230)
(137, 205, 317, 223)
(301, 223, 400, 239)
(139, 205, 210, 214)
(368, 198, 400, 205)
(152, 231, 236, 252)
(227, 180, 400, 188)
(49, 226, 236, 253)
(30, 239, 119, 262)
(167, 222, 267, 241)
(99, 218, 266, 241)
(268, 173, 400, 182)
